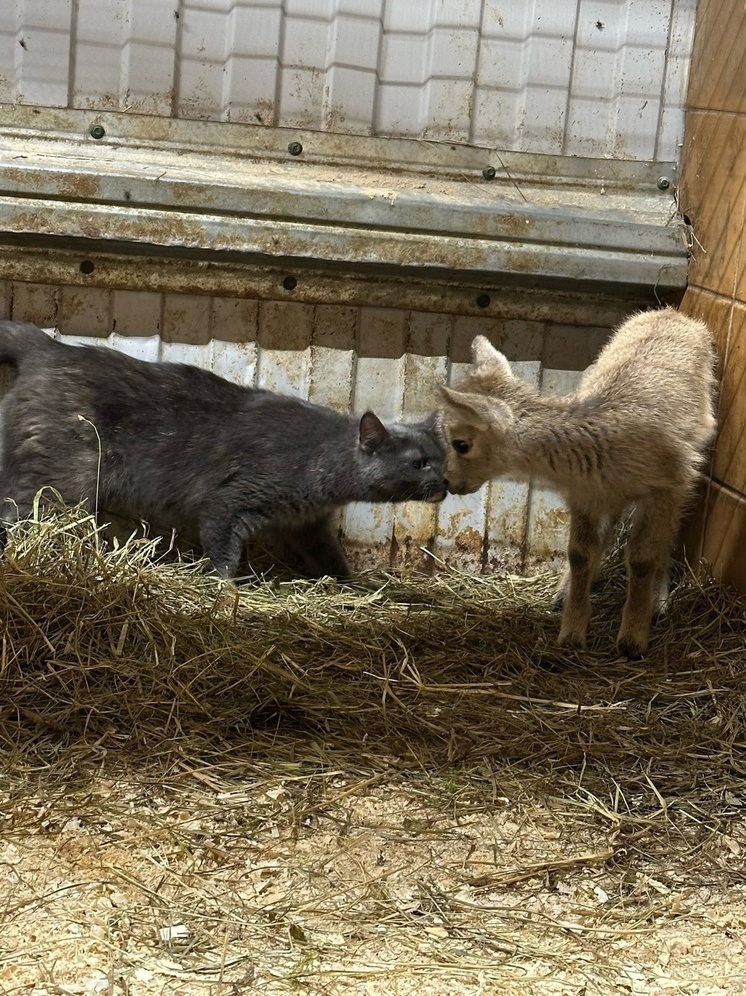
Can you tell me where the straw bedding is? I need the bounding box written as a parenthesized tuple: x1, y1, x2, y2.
(0, 504, 744, 994)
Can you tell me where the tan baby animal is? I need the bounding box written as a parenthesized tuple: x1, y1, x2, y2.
(439, 308, 717, 659)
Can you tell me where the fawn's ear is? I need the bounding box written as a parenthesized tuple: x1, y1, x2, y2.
(471, 335, 514, 379)
(358, 411, 391, 453)
(439, 386, 512, 432)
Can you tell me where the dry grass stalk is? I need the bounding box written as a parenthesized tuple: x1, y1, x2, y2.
(0, 503, 743, 833)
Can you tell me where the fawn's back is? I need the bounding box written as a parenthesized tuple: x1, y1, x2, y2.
(578, 308, 716, 466)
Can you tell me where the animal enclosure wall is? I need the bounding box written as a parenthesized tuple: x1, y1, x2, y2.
(0, 0, 696, 159)
(0, 280, 610, 573)
(0, 0, 698, 573)
(679, 0, 746, 593)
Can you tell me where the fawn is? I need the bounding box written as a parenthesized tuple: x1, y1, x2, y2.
(439, 308, 717, 659)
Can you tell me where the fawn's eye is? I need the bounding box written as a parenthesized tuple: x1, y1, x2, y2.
(411, 458, 430, 470)
(451, 439, 471, 455)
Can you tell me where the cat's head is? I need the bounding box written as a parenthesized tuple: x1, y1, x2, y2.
(438, 335, 517, 495)
(357, 412, 448, 503)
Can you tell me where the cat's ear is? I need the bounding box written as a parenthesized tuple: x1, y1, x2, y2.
(471, 335, 513, 379)
(418, 411, 438, 430)
(359, 411, 391, 453)
(440, 386, 512, 432)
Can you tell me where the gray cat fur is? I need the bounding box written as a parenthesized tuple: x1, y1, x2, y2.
(0, 321, 447, 580)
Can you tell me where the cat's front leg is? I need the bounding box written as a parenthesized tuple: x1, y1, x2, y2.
(286, 514, 352, 580)
(199, 510, 264, 580)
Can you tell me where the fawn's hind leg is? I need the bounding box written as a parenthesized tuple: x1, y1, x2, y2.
(653, 559, 672, 619)
(558, 508, 605, 649)
(617, 491, 684, 659)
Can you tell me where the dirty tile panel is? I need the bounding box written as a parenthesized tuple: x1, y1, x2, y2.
(1, 0, 694, 161)
(2, 281, 614, 575)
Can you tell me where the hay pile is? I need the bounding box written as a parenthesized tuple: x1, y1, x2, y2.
(1, 503, 744, 830)
(1, 506, 746, 994)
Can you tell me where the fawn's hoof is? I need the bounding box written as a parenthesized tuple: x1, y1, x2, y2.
(557, 629, 586, 651)
(616, 635, 646, 660)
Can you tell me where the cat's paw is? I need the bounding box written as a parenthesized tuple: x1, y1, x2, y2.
(211, 579, 241, 613)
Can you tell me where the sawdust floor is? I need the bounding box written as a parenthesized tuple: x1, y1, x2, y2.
(1, 766, 745, 996)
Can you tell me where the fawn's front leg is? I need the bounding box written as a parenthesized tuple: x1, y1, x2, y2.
(558, 508, 604, 649)
(552, 514, 615, 611)
(653, 559, 672, 619)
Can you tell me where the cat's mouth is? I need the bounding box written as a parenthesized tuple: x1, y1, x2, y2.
(425, 487, 448, 503)
(448, 484, 481, 496)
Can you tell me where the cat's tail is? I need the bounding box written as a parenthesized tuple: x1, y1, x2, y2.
(0, 321, 55, 368)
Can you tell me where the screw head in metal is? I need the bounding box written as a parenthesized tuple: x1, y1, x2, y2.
(656, 176, 671, 190)
(288, 141, 303, 156)
(482, 166, 496, 180)
(90, 124, 105, 140)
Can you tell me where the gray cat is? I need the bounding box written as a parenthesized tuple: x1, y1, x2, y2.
(0, 321, 447, 580)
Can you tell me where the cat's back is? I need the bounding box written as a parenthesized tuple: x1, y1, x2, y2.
(14, 336, 354, 457)
(11, 335, 269, 419)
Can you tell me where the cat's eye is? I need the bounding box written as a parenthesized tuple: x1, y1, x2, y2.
(451, 439, 471, 455)
(411, 458, 430, 470)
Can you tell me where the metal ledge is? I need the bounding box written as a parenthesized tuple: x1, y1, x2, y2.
(0, 243, 660, 328)
(0, 106, 688, 325)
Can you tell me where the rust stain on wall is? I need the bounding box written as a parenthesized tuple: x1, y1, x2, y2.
(446, 525, 485, 567)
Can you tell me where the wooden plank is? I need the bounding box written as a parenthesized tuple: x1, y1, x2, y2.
(687, 0, 746, 114)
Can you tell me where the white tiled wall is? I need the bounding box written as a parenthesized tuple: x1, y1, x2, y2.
(71, 0, 177, 116)
(0, 0, 697, 160)
(0, 1, 691, 570)
(0, 280, 612, 574)
(564, 0, 670, 159)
